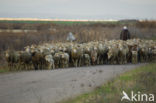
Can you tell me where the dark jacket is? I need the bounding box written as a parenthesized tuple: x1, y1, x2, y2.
(120, 29, 131, 40)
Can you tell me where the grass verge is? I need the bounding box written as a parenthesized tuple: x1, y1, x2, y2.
(0, 65, 9, 73)
(61, 63, 156, 103)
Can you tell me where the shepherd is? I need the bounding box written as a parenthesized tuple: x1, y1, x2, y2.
(67, 32, 76, 42)
(120, 26, 131, 41)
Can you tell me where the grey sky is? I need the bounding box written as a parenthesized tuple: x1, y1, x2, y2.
(0, 0, 156, 20)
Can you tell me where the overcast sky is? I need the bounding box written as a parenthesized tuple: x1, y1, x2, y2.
(0, 0, 156, 20)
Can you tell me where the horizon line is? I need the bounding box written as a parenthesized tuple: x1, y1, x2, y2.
(0, 17, 118, 22)
(0, 17, 154, 22)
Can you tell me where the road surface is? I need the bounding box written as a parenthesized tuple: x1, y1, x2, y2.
(0, 64, 145, 103)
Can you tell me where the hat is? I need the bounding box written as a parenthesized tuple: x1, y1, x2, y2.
(123, 26, 128, 30)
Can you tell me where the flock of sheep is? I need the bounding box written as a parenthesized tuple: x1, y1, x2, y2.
(5, 39, 156, 70)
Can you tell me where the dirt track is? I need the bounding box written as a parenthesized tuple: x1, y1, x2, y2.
(0, 64, 145, 103)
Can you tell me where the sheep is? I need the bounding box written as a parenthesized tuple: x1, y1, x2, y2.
(71, 46, 83, 67)
(83, 42, 98, 65)
(118, 43, 129, 64)
(83, 45, 91, 55)
(5, 50, 20, 70)
(44, 54, 55, 69)
(90, 47, 98, 65)
(152, 46, 156, 61)
(32, 51, 45, 70)
(131, 51, 138, 64)
(82, 53, 91, 66)
(65, 43, 74, 66)
(60, 52, 69, 68)
(53, 52, 61, 68)
(5, 39, 156, 71)
(126, 45, 133, 63)
(138, 45, 149, 62)
(19, 51, 32, 70)
(97, 43, 108, 64)
(107, 45, 119, 64)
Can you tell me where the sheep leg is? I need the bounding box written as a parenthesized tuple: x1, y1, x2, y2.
(52, 62, 55, 69)
(97, 56, 100, 65)
(78, 58, 81, 67)
(75, 59, 78, 67)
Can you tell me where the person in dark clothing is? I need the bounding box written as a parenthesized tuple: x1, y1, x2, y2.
(120, 26, 131, 41)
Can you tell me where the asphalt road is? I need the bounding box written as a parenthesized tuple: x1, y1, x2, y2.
(0, 64, 145, 103)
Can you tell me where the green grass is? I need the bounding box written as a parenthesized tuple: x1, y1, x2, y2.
(0, 20, 53, 24)
(61, 63, 156, 103)
(0, 20, 118, 25)
(0, 69, 9, 73)
(0, 65, 9, 73)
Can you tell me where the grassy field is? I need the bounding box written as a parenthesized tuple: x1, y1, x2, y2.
(0, 20, 118, 25)
(61, 63, 156, 103)
(0, 20, 86, 24)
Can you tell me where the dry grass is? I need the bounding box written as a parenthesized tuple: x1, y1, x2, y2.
(0, 20, 156, 65)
